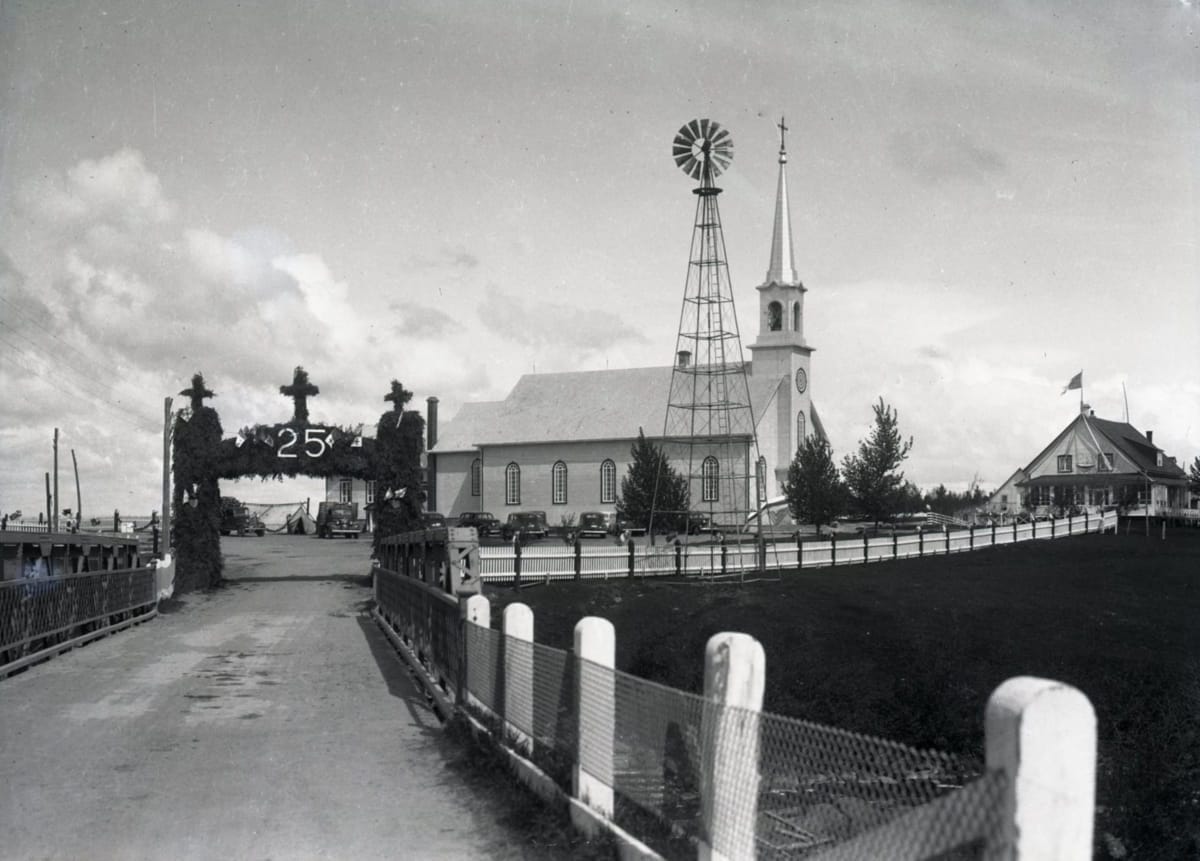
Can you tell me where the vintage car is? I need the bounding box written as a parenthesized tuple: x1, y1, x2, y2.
(502, 511, 549, 541)
(316, 502, 361, 539)
(220, 497, 265, 537)
(577, 511, 612, 539)
(456, 511, 501, 536)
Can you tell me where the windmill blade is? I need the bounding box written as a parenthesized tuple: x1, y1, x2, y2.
(709, 126, 731, 148)
(682, 156, 701, 179)
(688, 118, 702, 141)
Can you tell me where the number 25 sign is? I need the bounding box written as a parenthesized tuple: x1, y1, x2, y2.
(277, 427, 332, 459)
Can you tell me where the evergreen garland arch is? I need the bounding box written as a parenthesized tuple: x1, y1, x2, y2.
(170, 368, 426, 595)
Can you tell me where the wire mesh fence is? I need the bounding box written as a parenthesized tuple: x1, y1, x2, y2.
(1, 567, 157, 673)
(374, 566, 462, 697)
(456, 619, 1002, 859)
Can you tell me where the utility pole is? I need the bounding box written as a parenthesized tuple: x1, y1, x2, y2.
(52, 428, 60, 532)
(44, 472, 51, 528)
(162, 397, 173, 553)
(71, 449, 82, 531)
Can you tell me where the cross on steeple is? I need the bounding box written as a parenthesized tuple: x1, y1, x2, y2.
(777, 116, 789, 162)
(280, 366, 319, 424)
(180, 373, 215, 412)
(383, 380, 413, 413)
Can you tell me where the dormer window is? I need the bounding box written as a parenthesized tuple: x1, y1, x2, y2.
(1057, 454, 1072, 473)
(767, 301, 782, 331)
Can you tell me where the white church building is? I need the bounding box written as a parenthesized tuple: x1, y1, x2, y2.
(427, 131, 827, 524)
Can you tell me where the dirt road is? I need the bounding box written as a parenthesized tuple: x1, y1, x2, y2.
(0, 534, 552, 859)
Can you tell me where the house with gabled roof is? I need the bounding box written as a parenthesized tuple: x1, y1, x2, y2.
(1014, 408, 1190, 518)
(427, 134, 828, 522)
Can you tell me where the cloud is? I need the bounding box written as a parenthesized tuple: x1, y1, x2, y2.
(478, 285, 649, 353)
(889, 126, 1007, 185)
(390, 302, 456, 337)
(21, 148, 174, 229)
(410, 245, 479, 270)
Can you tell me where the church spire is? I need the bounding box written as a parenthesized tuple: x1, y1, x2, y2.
(765, 117, 799, 286)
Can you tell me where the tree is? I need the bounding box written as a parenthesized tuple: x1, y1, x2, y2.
(617, 429, 689, 533)
(1190, 456, 1200, 493)
(371, 380, 426, 554)
(782, 436, 845, 527)
(841, 398, 914, 524)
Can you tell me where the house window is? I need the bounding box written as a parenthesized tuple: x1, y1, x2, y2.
(702, 456, 719, 502)
(338, 479, 353, 503)
(552, 461, 568, 505)
(1056, 455, 1072, 473)
(505, 463, 521, 505)
(470, 458, 482, 496)
(365, 480, 376, 505)
(1099, 452, 1114, 471)
(600, 459, 616, 504)
(1001, 494, 1008, 503)
(767, 301, 782, 331)
(756, 456, 767, 501)
(796, 411, 806, 444)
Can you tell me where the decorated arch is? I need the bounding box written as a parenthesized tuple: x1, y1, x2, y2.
(171, 367, 425, 594)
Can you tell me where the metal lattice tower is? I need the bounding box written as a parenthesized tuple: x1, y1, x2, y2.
(655, 119, 763, 533)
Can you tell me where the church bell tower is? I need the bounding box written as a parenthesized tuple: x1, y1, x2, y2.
(748, 118, 816, 487)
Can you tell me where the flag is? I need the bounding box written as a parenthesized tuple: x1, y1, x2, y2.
(1062, 371, 1082, 394)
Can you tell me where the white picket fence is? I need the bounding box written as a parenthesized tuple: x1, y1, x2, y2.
(478, 510, 1119, 584)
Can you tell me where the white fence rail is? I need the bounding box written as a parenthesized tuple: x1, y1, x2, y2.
(478, 510, 1119, 584)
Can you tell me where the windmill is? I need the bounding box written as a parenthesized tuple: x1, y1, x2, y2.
(654, 119, 764, 539)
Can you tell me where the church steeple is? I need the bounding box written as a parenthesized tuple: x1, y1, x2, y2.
(765, 117, 799, 286)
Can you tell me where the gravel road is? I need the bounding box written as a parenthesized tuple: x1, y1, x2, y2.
(0, 534, 556, 859)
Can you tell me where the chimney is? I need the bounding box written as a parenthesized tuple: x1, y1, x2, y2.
(426, 396, 439, 450)
(1146, 430, 1153, 446)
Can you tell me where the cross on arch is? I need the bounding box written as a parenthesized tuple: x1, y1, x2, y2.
(180, 373, 215, 412)
(384, 380, 413, 413)
(280, 366, 319, 424)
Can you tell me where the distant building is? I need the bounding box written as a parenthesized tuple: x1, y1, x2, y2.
(427, 135, 826, 523)
(993, 409, 1190, 518)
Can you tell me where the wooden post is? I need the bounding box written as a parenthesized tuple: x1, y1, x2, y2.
(862, 530, 869, 562)
(832, 534, 837, 566)
(513, 541, 522, 589)
(461, 594, 491, 714)
(44, 473, 52, 530)
(797, 533, 804, 569)
(985, 677, 1096, 860)
(969, 524, 975, 551)
(918, 526, 923, 557)
(503, 602, 534, 754)
(52, 427, 59, 533)
(675, 539, 682, 576)
(700, 632, 765, 861)
(574, 536, 582, 580)
(627, 538, 635, 578)
(574, 616, 615, 819)
(71, 449, 82, 532)
(162, 396, 172, 553)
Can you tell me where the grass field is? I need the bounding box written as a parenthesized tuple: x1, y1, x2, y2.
(485, 527, 1200, 859)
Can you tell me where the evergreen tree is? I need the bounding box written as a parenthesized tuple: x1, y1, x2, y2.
(841, 398, 914, 524)
(617, 429, 689, 533)
(1190, 456, 1200, 492)
(171, 373, 224, 593)
(782, 436, 845, 528)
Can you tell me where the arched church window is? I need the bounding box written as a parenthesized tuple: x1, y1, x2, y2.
(767, 301, 782, 332)
(796, 411, 806, 444)
(552, 461, 568, 505)
(757, 457, 767, 502)
(792, 302, 800, 332)
(470, 459, 482, 497)
(505, 463, 521, 506)
(600, 459, 616, 504)
(702, 456, 720, 502)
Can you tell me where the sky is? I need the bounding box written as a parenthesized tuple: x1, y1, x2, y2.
(1, 0, 1197, 519)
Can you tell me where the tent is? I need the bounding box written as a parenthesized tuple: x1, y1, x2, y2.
(284, 504, 317, 535)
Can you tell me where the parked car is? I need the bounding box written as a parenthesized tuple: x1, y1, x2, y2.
(457, 511, 501, 536)
(219, 497, 264, 537)
(316, 501, 361, 539)
(502, 511, 549, 541)
(420, 511, 447, 529)
(577, 511, 612, 539)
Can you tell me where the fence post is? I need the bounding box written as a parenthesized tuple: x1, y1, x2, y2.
(918, 527, 923, 557)
(720, 540, 727, 576)
(627, 538, 635, 578)
(831, 534, 837, 566)
(1014, 520, 1019, 542)
(797, 534, 804, 569)
(992, 520, 997, 545)
(700, 632, 765, 861)
(969, 524, 975, 551)
(985, 676, 1096, 860)
(574, 616, 615, 819)
(1084, 509, 1089, 533)
(503, 602, 534, 755)
(862, 530, 869, 562)
(892, 529, 898, 560)
(461, 594, 491, 713)
(675, 539, 682, 576)
(574, 536, 582, 581)
(513, 541, 522, 589)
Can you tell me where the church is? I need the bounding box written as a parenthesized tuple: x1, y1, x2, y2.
(426, 128, 827, 524)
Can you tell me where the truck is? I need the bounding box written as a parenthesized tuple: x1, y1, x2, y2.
(220, 497, 265, 537)
(316, 501, 361, 539)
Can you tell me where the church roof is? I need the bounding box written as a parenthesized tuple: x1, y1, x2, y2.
(432, 365, 788, 451)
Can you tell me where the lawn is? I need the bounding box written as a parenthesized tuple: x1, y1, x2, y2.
(484, 528, 1200, 859)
